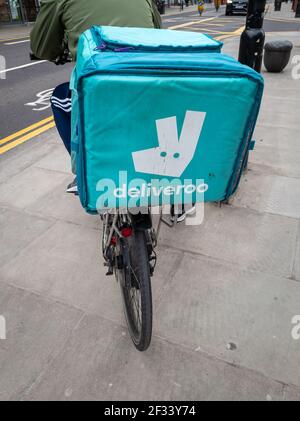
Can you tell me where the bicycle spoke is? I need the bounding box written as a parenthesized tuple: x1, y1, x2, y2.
(129, 264, 142, 329)
(129, 285, 141, 330)
(129, 264, 140, 288)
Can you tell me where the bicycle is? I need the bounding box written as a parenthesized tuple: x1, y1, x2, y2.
(101, 210, 156, 351)
(29, 46, 254, 352)
(101, 205, 186, 351)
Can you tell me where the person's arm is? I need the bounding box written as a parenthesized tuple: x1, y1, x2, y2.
(149, 0, 162, 29)
(30, 0, 66, 61)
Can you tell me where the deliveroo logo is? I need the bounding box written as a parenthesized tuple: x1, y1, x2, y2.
(132, 111, 206, 178)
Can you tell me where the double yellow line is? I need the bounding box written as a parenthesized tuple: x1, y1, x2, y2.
(215, 25, 245, 41)
(0, 116, 55, 155)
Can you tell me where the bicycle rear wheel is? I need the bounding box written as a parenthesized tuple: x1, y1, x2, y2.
(117, 228, 152, 351)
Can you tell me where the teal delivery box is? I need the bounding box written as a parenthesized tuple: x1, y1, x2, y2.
(71, 26, 264, 213)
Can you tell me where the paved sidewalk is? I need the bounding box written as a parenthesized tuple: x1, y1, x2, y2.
(266, 1, 298, 21)
(0, 23, 33, 42)
(0, 31, 300, 401)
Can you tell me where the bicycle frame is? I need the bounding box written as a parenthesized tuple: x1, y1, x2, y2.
(102, 206, 180, 263)
(100, 205, 191, 350)
(102, 211, 122, 259)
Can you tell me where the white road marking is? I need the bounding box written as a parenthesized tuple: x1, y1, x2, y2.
(25, 88, 54, 111)
(0, 60, 47, 75)
(169, 16, 216, 30)
(4, 39, 30, 45)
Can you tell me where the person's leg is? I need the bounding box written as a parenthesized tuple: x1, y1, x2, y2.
(51, 83, 77, 193)
(51, 83, 72, 155)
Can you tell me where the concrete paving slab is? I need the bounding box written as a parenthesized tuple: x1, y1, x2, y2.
(249, 144, 300, 179)
(158, 204, 298, 278)
(0, 166, 69, 211)
(284, 385, 300, 401)
(256, 99, 298, 131)
(33, 142, 71, 175)
(0, 206, 55, 269)
(260, 97, 300, 130)
(253, 125, 300, 152)
(233, 171, 300, 219)
(0, 139, 57, 185)
(27, 179, 99, 229)
(262, 93, 300, 109)
(0, 282, 83, 401)
(23, 313, 284, 401)
(0, 24, 33, 41)
(258, 84, 300, 101)
(266, 2, 297, 21)
(294, 235, 300, 281)
(155, 252, 300, 387)
(0, 221, 124, 323)
(153, 247, 185, 299)
(0, 221, 184, 325)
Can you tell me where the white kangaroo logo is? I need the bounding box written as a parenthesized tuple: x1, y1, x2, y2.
(132, 111, 206, 178)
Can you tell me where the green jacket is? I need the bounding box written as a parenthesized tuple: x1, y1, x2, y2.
(30, 0, 162, 61)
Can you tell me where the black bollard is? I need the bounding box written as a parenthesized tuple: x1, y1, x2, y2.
(264, 41, 293, 72)
(238, 0, 267, 73)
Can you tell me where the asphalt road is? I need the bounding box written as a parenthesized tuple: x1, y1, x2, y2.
(0, 6, 299, 156)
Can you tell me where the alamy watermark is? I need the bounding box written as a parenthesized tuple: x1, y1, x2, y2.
(0, 55, 6, 80)
(96, 171, 208, 226)
(0, 315, 6, 340)
(291, 315, 300, 341)
(291, 55, 300, 80)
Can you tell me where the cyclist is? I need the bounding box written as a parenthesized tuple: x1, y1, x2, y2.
(30, 1, 193, 221)
(31, 0, 161, 62)
(30, 0, 162, 193)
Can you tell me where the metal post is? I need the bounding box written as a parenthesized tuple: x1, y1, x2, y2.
(35, 0, 41, 13)
(18, 0, 26, 23)
(238, 0, 267, 73)
(296, 0, 300, 17)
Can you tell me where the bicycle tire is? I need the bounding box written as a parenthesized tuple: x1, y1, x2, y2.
(118, 229, 152, 351)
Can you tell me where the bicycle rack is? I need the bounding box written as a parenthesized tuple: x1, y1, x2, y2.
(155, 206, 178, 240)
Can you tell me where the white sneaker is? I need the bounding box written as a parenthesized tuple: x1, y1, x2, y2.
(66, 177, 78, 194)
(185, 204, 196, 216)
(170, 204, 196, 223)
